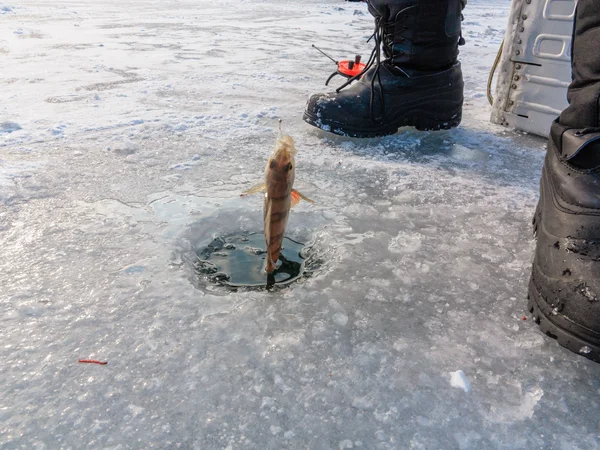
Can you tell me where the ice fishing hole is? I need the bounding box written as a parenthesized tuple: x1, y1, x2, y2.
(190, 232, 319, 291)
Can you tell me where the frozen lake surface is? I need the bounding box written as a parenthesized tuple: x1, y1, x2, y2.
(2, 0, 600, 448)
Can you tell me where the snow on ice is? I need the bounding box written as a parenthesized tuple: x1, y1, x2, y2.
(449, 370, 471, 393)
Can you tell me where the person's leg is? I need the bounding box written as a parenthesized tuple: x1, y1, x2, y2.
(529, 0, 600, 362)
(303, 0, 464, 138)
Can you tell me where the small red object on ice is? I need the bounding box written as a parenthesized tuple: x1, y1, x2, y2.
(78, 359, 108, 365)
(521, 316, 527, 321)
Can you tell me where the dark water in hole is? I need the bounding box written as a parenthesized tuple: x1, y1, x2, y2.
(193, 233, 307, 289)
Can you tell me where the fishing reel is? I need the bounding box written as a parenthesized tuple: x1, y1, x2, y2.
(312, 45, 366, 86)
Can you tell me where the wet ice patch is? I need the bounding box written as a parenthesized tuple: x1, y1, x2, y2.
(149, 193, 231, 240)
(122, 265, 146, 274)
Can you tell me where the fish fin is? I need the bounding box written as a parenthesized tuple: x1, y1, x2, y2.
(291, 189, 315, 204)
(290, 191, 301, 208)
(242, 182, 266, 196)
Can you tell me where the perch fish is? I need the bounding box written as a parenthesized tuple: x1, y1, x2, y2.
(243, 133, 314, 273)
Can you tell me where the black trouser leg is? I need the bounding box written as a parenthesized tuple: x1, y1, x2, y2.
(559, 0, 600, 129)
(528, 0, 600, 363)
(366, 0, 462, 71)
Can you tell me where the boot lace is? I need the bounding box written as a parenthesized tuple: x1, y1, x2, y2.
(333, 2, 465, 125)
(334, 14, 396, 124)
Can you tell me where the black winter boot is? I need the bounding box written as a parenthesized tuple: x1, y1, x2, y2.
(303, 0, 465, 138)
(528, 0, 600, 363)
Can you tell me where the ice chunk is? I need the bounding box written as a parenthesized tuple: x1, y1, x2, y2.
(333, 312, 348, 327)
(450, 370, 472, 393)
(388, 231, 422, 253)
(374, 430, 386, 441)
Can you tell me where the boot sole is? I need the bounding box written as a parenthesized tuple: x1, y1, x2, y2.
(527, 277, 600, 363)
(302, 106, 462, 138)
(528, 180, 600, 363)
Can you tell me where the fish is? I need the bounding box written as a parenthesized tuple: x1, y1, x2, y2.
(243, 131, 314, 273)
